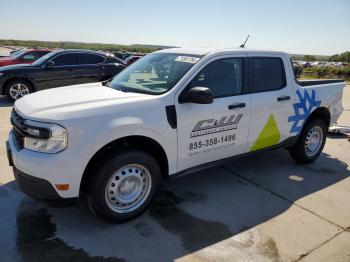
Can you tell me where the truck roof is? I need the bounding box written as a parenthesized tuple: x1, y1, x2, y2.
(156, 47, 288, 57)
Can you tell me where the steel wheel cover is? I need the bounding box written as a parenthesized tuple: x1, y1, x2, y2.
(305, 126, 323, 157)
(105, 164, 152, 213)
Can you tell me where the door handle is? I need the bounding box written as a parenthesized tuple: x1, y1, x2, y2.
(228, 103, 246, 110)
(277, 96, 291, 102)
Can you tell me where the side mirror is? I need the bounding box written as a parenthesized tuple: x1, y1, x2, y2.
(179, 86, 214, 104)
(45, 60, 55, 68)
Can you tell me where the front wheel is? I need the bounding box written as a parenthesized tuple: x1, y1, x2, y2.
(288, 118, 327, 163)
(5, 80, 33, 102)
(87, 149, 161, 222)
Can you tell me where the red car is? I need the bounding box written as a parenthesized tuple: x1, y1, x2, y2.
(0, 49, 52, 67)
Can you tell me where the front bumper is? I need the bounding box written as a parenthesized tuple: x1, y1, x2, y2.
(7, 130, 88, 199)
(7, 141, 61, 200)
(13, 167, 62, 200)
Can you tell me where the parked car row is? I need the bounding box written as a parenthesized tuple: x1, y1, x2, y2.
(293, 60, 349, 68)
(0, 49, 126, 101)
(113, 52, 145, 65)
(124, 55, 142, 65)
(114, 51, 145, 60)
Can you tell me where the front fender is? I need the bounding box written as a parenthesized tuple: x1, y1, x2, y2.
(67, 117, 177, 175)
(1, 75, 36, 93)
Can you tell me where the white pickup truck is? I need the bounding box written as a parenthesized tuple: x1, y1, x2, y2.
(7, 48, 345, 222)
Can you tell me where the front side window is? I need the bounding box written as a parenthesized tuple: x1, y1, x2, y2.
(252, 57, 286, 92)
(187, 58, 243, 98)
(109, 53, 202, 95)
(79, 53, 105, 65)
(53, 53, 79, 66)
(32, 52, 58, 66)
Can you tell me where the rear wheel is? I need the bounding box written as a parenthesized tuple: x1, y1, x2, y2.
(5, 80, 33, 102)
(87, 149, 161, 222)
(288, 118, 327, 163)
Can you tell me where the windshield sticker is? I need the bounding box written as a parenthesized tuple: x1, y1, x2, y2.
(175, 56, 200, 64)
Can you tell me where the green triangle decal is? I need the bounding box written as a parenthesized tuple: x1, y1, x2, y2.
(250, 114, 281, 152)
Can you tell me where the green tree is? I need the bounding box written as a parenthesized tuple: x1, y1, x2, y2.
(329, 52, 350, 62)
(0, 39, 157, 53)
(303, 55, 316, 61)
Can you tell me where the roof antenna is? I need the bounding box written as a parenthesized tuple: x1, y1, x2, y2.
(240, 35, 250, 48)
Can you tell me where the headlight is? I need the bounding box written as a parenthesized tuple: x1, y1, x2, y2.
(23, 120, 67, 153)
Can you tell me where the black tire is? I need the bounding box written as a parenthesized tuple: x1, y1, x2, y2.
(87, 149, 161, 223)
(5, 79, 34, 102)
(288, 118, 327, 164)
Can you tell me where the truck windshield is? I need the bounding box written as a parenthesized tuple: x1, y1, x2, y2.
(109, 53, 202, 95)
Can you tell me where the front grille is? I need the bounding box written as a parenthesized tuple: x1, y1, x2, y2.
(11, 109, 25, 149)
(12, 109, 25, 125)
(13, 128, 24, 149)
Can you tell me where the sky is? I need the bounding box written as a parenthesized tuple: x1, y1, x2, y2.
(0, 0, 349, 55)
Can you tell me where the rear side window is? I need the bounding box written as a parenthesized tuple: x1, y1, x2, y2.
(79, 53, 105, 65)
(251, 57, 286, 92)
(188, 58, 243, 98)
(53, 53, 79, 66)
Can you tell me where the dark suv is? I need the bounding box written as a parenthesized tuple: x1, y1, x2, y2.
(0, 49, 126, 101)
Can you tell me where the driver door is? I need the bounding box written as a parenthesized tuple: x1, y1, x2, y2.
(176, 56, 251, 172)
(37, 53, 78, 89)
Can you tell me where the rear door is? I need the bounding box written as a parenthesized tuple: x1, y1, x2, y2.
(75, 53, 106, 84)
(176, 56, 251, 171)
(247, 55, 295, 152)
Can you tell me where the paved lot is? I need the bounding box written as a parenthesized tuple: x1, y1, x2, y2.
(0, 47, 13, 56)
(0, 87, 349, 262)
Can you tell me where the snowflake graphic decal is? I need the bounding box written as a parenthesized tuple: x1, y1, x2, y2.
(288, 89, 321, 134)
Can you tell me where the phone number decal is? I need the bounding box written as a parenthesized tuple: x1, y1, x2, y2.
(189, 134, 236, 151)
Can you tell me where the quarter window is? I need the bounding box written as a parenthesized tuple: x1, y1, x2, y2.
(79, 53, 105, 65)
(188, 58, 243, 98)
(251, 58, 286, 92)
(53, 53, 79, 66)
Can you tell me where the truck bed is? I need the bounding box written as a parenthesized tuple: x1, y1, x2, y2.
(297, 79, 344, 86)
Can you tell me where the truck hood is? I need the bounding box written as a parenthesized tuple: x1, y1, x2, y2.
(14, 83, 149, 120)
